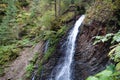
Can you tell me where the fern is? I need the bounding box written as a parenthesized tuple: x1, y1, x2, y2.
(92, 31, 120, 80)
(0, 0, 18, 45)
(109, 43, 120, 62)
(93, 33, 113, 45)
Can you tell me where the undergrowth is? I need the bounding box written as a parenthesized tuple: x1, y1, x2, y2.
(87, 30, 120, 80)
(25, 52, 39, 78)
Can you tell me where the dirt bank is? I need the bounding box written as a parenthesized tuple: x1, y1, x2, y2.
(0, 41, 44, 80)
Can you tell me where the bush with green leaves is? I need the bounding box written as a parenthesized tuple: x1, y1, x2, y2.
(42, 26, 68, 61)
(86, 64, 120, 80)
(93, 31, 120, 63)
(0, 45, 20, 65)
(0, 0, 18, 45)
(89, 30, 120, 80)
(94, 30, 120, 44)
(85, 0, 115, 24)
(40, 10, 55, 29)
(26, 63, 34, 77)
(25, 52, 39, 78)
(109, 43, 120, 62)
(16, 38, 36, 47)
(0, 45, 20, 76)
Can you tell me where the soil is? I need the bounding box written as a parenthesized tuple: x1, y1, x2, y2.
(0, 41, 44, 80)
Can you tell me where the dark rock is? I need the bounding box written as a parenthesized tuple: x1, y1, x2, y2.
(73, 22, 110, 80)
(39, 21, 111, 80)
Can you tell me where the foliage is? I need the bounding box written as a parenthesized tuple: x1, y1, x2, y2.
(94, 30, 120, 44)
(43, 26, 68, 51)
(60, 0, 71, 13)
(0, 0, 18, 45)
(0, 0, 94, 79)
(112, 31, 120, 43)
(85, 0, 115, 24)
(0, 45, 20, 65)
(41, 25, 68, 62)
(0, 38, 35, 76)
(94, 30, 120, 62)
(114, 0, 120, 10)
(35, 25, 68, 78)
(16, 38, 36, 47)
(0, 45, 20, 76)
(17, 0, 29, 7)
(25, 63, 34, 77)
(93, 33, 113, 45)
(40, 10, 55, 28)
(43, 46, 55, 62)
(109, 43, 120, 62)
(60, 12, 75, 22)
(86, 64, 120, 80)
(0, 67, 4, 76)
(25, 52, 39, 78)
(0, 1, 7, 23)
(92, 30, 120, 80)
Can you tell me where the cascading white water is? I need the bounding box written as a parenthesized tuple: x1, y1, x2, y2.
(32, 41, 49, 80)
(44, 40, 49, 53)
(49, 15, 85, 80)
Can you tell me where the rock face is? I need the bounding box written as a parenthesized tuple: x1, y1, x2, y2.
(74, 22, 110, 80)
(40, 21, 110, 80)
(39, 42, 63, 80)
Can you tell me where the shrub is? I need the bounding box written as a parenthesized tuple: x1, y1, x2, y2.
(85, 0, 115, 24)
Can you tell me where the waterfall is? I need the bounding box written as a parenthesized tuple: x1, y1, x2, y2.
(32, 41, 49, 80)
(49, 15, 85, 80)
(44, 40, 49, 53)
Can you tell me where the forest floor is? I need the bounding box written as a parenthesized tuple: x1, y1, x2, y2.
(0, 42, 43, 80)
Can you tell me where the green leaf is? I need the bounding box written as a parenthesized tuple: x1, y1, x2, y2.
(116, 62, 120, 70)
(114, 45, 120, 62)
(112, 31, 120, 43)
(93, 33, 113, 45)
(98, 76, 110, 80)
(101, 37, 108, 42)
(86, 76, 98, 80)
(108, 43, 120, 62)
(96, 70, 113, 77)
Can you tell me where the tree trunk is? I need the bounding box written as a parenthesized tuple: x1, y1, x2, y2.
(54, 0, 61, 18)
(55, 0, 57, 18)
(57, 0, 61, 16)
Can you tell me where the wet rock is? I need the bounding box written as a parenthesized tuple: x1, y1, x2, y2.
(73, 22, 110, 80)
(40, 21, 111, 80)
